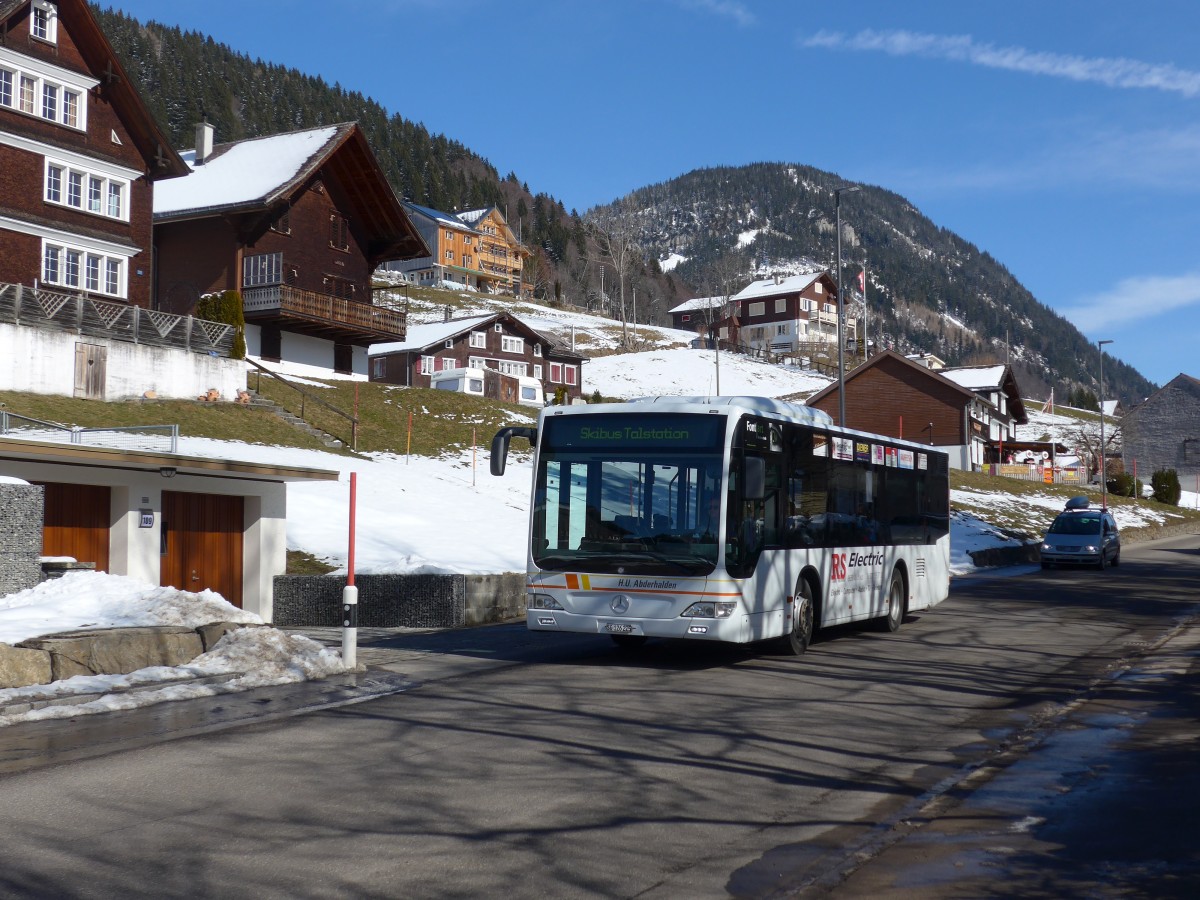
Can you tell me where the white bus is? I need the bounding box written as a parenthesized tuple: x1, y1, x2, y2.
(490, 396, 950, 653)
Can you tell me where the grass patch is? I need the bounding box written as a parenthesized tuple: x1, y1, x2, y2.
(286, 549, 338, 575)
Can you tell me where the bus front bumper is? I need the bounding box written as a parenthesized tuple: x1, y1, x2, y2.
(527, 610, 750, 642)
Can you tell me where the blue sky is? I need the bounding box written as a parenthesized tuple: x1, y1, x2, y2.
(106, 0, 1200, 392)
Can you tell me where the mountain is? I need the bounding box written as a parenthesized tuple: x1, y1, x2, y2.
(92, 7, 1153, 403)
(595, 163, 1155, 405)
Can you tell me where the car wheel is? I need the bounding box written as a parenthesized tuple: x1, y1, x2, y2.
(877, 569, 905, 632)
(1098, 550, 1107, 571)
(1112, 548, 1121, 567)
(780, 578, 815, 655)
(611, 635, 647, 650)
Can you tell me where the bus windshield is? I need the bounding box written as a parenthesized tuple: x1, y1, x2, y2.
(532, 413, 727, 575)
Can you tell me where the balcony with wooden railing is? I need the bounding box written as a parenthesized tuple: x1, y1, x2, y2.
(241, 284, 406, 342)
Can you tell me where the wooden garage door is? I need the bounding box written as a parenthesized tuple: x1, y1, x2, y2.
(161, 491, 244, 608)
(36, 482, 111, 572)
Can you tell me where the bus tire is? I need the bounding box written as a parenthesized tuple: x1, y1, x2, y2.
(611, 634, 648, 650)
(878, 569, 905, 632)
(782, 578, 816, 655)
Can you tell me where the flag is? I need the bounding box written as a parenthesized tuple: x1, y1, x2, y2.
(857, 269, 866, 293)
(1041, 388, 1054, 414)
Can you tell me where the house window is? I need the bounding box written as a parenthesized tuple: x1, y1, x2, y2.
(718, 326, 729, 339)
(31, 1, 58, 43)
(775, 298, 787, 313)
(372, 358, 385, 379)
(0, 69, 12, 108)
(42, 240, 126, 298)
(533, 364, 543, 379)
(270, 210, 291, 234)
(469, 331, 487, 349)
(498, 361, 527, 377)
(445, 230, 455, 243)
(329, 214, 349, 251)
(19, 75, 35, 114)
(549, 362, 561, 382)
(776, 324, 788, 336)
(420, 356, 435, 375)
(814, 282, 824, 294)
(533, 344, 542, 357)
(44, 159, 128, 220)
(563, 365, 577, 386)
(40, 83, 57, 122)
(748, 301, 765, 317)
(445, 250, 454, 261)
(463, 255, 472, 266)
(468, 356, 488, 369)
(62, 89, 79, 127)
(243, 252, 282, 287)
(494, 323, 503, 332)
(501, 336, 524, 354)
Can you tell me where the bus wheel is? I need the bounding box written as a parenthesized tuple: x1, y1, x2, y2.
(611, 634, 648, 650)
(878, 569, 905, 633)
(782, 580, 815, 655)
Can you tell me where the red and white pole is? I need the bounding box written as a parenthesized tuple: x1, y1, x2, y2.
(342, 472, 358, 668)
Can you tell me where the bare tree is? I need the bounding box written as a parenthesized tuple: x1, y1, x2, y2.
(586, 199, 641, 348)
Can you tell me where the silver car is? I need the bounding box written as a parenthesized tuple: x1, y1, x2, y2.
(1040, 497, 1121, 570)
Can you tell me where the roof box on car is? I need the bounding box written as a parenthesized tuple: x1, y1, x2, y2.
(1065, 496, 1090, 510)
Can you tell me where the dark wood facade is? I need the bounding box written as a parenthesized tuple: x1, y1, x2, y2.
(0, 0, 187, 308)
(369, 311, 586, 402)
(805, 350, 978, 452)
(154, 123, 426, 354)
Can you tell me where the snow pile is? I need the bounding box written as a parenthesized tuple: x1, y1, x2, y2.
(586, 348, 833, 400)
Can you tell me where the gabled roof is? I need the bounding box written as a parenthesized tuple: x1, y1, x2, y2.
(154, 122, 427, 262)
(668, 296, 725, 315)
(455, 208, 489, 225)
(804, 350, 979, 408)
(368, 311, 584, 360)
(941, 364, 1028, 424)
(0, 0, 188, 178)
(731, 272, 836, 303)
(404, 201, 477, 232)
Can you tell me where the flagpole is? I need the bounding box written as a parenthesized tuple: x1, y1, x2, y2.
(861, 262, 868, 361)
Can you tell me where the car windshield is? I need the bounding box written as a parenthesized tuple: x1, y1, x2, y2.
(1048, 513, 1102, 536)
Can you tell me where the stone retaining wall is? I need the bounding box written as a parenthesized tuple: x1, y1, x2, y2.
(0, 483, 44, 597)
(272, 573, 526, 628)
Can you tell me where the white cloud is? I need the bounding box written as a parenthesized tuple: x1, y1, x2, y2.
(802, 29, 1200, 98)
(1060, 272, 1200, 331)
(676, 0, 756, 27)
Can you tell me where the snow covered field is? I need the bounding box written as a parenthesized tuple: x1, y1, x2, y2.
(586, 347, 832, 400)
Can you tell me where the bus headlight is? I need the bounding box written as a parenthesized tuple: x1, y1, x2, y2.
(680, 601, 737, 619)
(528, 593, 563, 610)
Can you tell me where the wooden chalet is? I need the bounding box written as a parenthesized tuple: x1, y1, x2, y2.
(369, 310, 586, 402)
(153, 122, 427, 376)
(804, 350, 1000, 471)
(0, 0, 188, 308)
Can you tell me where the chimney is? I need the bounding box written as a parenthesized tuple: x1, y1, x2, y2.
(194, 121, 214, 165)
(774, 274, 783, 285)
(443, 305, 452, 323)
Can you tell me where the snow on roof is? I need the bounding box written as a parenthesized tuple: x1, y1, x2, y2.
(940, 365, 1007, 390)
(369, 315, 493, 355)
(154, 125, 340, 216)
(731, 273, 822, 301)
(455, 208, 490, 225)
(404, 202, 477, 231)
(1101, 400, 1120, 416)
(668, 296, 725, 314)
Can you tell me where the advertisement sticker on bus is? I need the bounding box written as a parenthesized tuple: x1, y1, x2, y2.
(899, 449, 915, 469)
(872, 444, 886, 465)
(885, 447, 898, 467)
(918, 453, 928, 470)
(834, 437, 854, 461)
(855, 441, 871, 462)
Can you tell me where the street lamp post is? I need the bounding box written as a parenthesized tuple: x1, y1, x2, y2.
(1098, 339, 1113, 509)
(835, 186, 861, 427)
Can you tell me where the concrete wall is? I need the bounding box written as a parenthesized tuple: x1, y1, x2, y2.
(0, 458, 288, 620)
(0, 482, 44, 597)
(0, 323, 245, 400)
(273, 573, 526, 628)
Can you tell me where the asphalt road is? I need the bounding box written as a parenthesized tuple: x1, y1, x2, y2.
(0, 533, 1197, 899)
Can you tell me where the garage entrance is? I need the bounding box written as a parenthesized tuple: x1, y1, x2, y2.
(35, 482, 111, 572)
(160, 490, 244, 607)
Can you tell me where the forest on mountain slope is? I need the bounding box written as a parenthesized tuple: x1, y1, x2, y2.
(92, 6, 1153, 404)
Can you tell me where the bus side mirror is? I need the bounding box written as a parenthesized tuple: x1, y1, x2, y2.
(744, 457, 765, 501)
(490, 426, 536, 476)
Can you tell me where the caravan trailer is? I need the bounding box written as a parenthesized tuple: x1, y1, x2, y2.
(431, 367, 544, 407)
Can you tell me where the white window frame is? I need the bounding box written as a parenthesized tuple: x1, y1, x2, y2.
(243, 252, 282, 287)
(43, 157, 129, 222)
(0, 67, 11, 108)
(439, 357, 457, 371)
(31, 1, 58, 44)
(420, 356, 435, 375)
(0, 47, 94, 130)
(748, 301, 765, 317)
(467, 356, 488, 369)
(549, 362, 562, 382)
(775, 298, 787, 313)
(468, 331, 487, 349)
(40, 238, 127, 298)
(814, 282, 824, 294)
(497, 360, 527, 377)
(501, 335, 524, 354)
(533, 344, 542, 357)
(533, 363, 543, 379)
(563, 364, 577, 386)
(372, 358, 386, 379)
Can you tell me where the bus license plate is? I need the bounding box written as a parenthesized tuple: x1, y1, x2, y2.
(605, 623, 635, 634)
